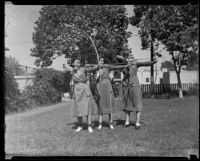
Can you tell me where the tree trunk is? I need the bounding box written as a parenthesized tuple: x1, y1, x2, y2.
(176, 70, 183, 98)
(172, 51, 183, 98)
(150, 38, 155, 98)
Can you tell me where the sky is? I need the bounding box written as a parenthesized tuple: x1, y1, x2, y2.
(5, 4, 171, 71)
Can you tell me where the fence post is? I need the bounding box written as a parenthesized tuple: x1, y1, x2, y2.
(25, 66, 27, 93)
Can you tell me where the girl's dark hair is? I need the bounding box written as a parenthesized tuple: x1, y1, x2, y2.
(122, 67, 130, 81)
(72, 58, 80, 63)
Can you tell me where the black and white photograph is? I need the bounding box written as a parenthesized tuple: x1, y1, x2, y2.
(4, 2, 199, 158)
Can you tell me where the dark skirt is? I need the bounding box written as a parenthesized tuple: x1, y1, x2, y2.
(96, 78, 115, 114)
(71, 83, 98, 117)
(120, 84, 143, 112)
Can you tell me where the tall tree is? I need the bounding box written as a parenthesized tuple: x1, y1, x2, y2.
(156, 5, 198, 98)
(130, 5, 162, 98)
(130, 4, 198, 98)
(31, 5, 131, 67)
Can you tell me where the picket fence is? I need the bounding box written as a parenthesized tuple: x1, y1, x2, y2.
(140, 83, 199, 94)
(112, 82, 199, 96)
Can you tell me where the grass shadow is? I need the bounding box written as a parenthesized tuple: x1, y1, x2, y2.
(66, 122, 89, 130)
(114, 119, 146, 127)
(114, 119, 135, 127)
(92, 120, 111, 128)
(67, 119, 147, 129)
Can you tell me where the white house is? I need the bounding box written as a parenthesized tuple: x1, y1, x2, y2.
(138, 69, 199, 84)
(137, 69, 164, 84)
(169, 70, 199, 84)
(113, 68, 199, 85)
(14, 75, 35, 92)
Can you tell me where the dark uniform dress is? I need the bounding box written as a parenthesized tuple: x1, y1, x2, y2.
(71, 67, 98, 117)
(96, 65, 115, 114)
(120, 61, 156, 112)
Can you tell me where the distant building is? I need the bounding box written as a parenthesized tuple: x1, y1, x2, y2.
(14, 75, 35, 92)
(113, 68, 199, 84)
(169, 70, 199, 84)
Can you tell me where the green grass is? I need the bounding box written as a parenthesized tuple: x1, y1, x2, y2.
(5, 96, 199, 157)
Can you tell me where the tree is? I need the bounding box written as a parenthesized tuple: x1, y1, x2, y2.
(130, 4, 198, 98)
(4, 64, 21, 113)
(26, 68, 71, 105)
(31, 5, 131, 67)
(129, 5, 163, 98)
(5, 55, 25, 76)
(156, 5, 198, 98)
(161, 60, 175, 71)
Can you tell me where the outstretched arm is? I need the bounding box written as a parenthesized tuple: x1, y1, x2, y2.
(85, 65, 99, 73)
(98, 64, 111, 68)
(136, 59, 157, 67)
(110, 64, 129, 70)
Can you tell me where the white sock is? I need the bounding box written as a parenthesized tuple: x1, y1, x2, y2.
(75, 126, 82, 132)
(110, 124, 114, 129)
(136, 122, 140, 126)
(88, 126, 93, 133)
(125, 121, 130, 125)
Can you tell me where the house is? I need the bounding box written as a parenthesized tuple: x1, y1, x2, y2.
(169, 70, 199, 84)
(113, 68, 199, 85)
(14, 75, 35, 92)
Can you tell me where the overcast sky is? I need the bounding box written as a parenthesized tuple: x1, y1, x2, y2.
(5, 4, 171, 71)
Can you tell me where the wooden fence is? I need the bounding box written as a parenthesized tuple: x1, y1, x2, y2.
(140, 83, 199, 94)
(112, 82, 199, 97)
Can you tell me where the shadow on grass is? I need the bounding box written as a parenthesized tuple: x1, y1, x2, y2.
(113, 119, 147, 127)
(66, 120, 117, 129)
(114, 119, 135, 127)
(66, 122, 89, 129)
(66, 119, 147, 130)
(92, 120, 111, 128)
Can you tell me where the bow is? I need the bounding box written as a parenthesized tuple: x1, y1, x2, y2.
(88, 36, 100, 65)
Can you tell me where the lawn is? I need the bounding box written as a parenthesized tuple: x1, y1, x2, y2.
(5, 96, 199, 157)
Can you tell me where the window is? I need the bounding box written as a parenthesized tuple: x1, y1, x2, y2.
(146, 78, 149, 83)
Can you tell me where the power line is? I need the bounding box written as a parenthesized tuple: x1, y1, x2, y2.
(16, 64, 37, 70)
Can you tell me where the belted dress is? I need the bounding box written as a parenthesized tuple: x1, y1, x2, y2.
(71, 67, 98, 117)
(96, 65, 115, 114)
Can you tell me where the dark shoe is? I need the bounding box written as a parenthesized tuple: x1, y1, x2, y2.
(135, 124, 140, 129)
(124, 123, 130, 127)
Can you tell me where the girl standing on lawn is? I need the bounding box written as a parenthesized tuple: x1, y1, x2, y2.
(96, 57, 132, 130)
(69, 59, 99, 133)
(96, 57, 115, 130)
(121, 54, 157, 129)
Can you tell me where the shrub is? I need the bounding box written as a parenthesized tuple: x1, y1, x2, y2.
(5, 67, 72, 114)
(5, 66, 21, 114)
(26, 68, 71, 106)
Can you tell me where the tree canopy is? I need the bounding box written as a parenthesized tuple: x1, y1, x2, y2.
(31, 5, 132, 67)
(130, 4, 198, 97)
(130, 4, 198, 71)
